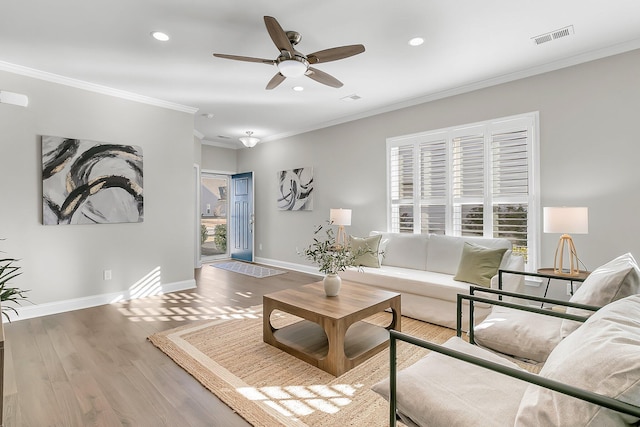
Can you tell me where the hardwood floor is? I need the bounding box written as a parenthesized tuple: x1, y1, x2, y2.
(2, 263, 319, 427)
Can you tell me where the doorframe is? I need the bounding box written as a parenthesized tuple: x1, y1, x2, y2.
(194, 163, 201, 268)
(197, 167, 235, 266)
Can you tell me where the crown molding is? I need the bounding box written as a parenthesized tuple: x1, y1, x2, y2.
(0, 61, 199, 114)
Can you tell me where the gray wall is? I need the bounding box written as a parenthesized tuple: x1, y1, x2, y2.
(201, 144, 237, 173)
(0, 70, 196, 314)
(238, 48, 640, 298)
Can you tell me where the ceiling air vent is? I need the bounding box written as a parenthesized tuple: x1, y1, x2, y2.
(532, 25, 574, 45)
(341, 94, 362, 102)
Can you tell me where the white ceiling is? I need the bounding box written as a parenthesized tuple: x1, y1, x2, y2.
(2, 1, 640, 148)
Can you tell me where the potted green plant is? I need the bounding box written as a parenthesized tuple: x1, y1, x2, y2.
(0, 249, 30, 322)
(301, 223, 374, 296)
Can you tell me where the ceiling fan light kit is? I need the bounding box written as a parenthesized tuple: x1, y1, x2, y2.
(277, 58, 308, 78)
(213, 16, 365, 90)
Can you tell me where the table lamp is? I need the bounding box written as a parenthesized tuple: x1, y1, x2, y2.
(543, 207, 588, 276)
(329, 208, 352, 248)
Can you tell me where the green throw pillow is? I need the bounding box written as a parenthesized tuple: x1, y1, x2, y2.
(454, 242, 507, 287)
(349, 234, 382, 268)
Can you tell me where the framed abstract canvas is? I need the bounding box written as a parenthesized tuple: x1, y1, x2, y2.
(277, 167, 313, 211)
(42, 135, 144, 225)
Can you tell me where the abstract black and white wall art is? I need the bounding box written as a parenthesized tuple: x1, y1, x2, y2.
(277, 167, 313, 211)
(42, 135, 144, 225)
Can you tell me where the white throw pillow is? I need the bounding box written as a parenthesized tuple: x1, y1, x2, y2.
(561, 252, 640, 337)
(515, 294, 640, 426)
(474, 306, 563, 363)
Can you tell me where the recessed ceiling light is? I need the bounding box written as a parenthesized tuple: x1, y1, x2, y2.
(151, 31, 170, 42)
(292, 86, 304, 92)
(408, 37, 424, 46)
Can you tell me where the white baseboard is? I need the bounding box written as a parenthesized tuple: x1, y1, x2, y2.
(3, 279, 196, 323)
(253, 256, 323, 278)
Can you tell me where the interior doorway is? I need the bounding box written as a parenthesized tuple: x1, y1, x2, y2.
(200, 172, 229, 262)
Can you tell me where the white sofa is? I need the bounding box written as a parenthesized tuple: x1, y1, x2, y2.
(340, 231, 525, 329)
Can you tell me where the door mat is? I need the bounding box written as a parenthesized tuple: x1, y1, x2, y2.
(212, 261, 287, 279)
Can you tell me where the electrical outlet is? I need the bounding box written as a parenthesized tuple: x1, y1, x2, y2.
(103, 269, 112, 280)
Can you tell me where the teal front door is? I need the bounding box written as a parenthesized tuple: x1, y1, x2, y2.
(230, 171, 254, 262)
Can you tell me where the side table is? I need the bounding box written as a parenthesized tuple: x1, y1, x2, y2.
(537, 268, 591, 302)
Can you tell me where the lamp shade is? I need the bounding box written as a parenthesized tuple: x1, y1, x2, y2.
(329, 208, 352, 226)
(543, 207, 588, 234)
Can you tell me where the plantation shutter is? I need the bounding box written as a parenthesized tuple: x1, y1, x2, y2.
(389, 144, 415, 232)
(452, 130, 485, 236)
(419, 137, 447, 234)
(387, 112, 538, 268)
(491, 127, 530, 248)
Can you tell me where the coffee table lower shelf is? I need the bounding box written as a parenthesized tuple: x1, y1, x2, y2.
(272, 319, 390, 363)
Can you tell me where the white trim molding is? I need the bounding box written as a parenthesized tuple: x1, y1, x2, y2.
(0, 60, 199, 114)
(3, 279, 196, 323)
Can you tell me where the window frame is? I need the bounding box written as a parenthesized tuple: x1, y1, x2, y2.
(386, 112, 540, 270)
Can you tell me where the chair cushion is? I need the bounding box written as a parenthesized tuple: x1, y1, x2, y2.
(561, 252, 640, 337)
(473, 306, 563, 363)
(454, 242, 507, 287)
(515, 294, 640, 426)
(349, 234, 382, 268)
(372, 336, 527, 427)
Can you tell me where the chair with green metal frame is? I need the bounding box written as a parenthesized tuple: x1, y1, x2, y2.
(372, 293, 640, 426)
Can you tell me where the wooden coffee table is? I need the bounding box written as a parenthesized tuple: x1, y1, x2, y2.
(263, 280, 401, 376)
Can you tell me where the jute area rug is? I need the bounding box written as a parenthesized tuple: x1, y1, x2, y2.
(148, 307, 455, 426)
(212, 262, 287, 279)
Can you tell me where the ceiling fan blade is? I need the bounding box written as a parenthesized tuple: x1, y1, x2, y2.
(266, 73, 286, 90)
(306, 67, 343, 88)
(307, 44, 365, 65)
(264, 16, 294, 54)
(213, 53, 275, 65)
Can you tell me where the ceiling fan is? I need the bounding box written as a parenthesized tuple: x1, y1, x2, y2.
(213, 16, 365, 90)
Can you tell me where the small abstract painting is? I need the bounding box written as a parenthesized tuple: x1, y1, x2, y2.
(42, 135, 144, 225)
(277, 167, 313, 211)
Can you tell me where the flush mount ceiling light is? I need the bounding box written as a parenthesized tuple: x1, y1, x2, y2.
(239, 131, 260, 148)
(151, 31, 170, 42)
(292, 86, 304, 92)
(408, 37, 424, 46)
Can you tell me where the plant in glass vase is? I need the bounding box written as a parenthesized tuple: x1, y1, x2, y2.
(301, 223, 373, 296)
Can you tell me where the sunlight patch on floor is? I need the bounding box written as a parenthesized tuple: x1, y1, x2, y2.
(236, 383, 363, 417)
(115, 291, 261, 322)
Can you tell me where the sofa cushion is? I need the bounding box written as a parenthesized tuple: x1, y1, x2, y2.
(561, 252, 640, 337)
(454, 242, 507, 287)
(473, 306, 563, 363)
(426, 234, 512, 275)
(342, 265, 486, 303)
(516, 294, 640, 426)
(348, 234, 383, 268)
(372, 232, 429, 270)
(372, 336, 528, 427)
